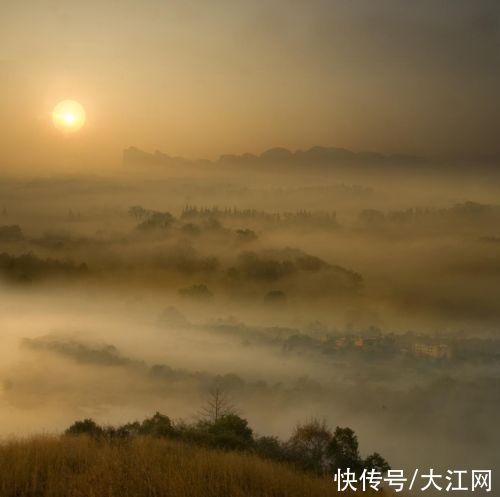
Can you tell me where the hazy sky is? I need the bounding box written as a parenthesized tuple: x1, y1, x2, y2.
(1, 0, 499, 168)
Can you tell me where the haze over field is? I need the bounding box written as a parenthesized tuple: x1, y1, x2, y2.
(1, 0, 500, 493)
(1, 160, 500, 479)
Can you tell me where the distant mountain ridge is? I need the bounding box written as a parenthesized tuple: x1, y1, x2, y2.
(123, 145, 428, 168)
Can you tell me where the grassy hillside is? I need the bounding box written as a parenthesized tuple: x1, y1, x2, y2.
(0, 436, 373, 497)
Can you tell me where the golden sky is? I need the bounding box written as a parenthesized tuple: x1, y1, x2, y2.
(1, 0, 499, 169)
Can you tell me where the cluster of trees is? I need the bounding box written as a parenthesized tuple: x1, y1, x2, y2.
(65, 390, 389, 477)
(0, 252, 88, 283)
(0, 224, 24, 242)
(130, 204, 337, 239)
(227, 251, 333, 282)
(181, 205, 337, 228)
(359, 201, 500, 229)
(136, 212, 175, 231)
(178, 283, 213, 300)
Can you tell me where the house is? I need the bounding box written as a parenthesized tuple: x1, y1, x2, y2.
(413, 343, 452, 360)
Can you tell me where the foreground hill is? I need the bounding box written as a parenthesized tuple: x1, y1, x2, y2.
(0, 436, 376, 497)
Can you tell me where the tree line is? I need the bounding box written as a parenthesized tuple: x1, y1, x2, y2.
(65, 389, 389, 477)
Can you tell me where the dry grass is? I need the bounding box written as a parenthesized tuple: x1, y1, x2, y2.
(0, 436, 370, 497)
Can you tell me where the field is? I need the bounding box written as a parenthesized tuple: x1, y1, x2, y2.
(0, 436, 365, 497)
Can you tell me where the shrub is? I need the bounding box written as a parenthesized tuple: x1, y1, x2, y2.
(65, 419, 103, 437)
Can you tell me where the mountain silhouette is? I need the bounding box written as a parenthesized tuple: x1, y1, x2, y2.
(123, 145, 427, 169)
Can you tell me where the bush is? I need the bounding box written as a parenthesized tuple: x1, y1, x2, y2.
(65, 419, 103, 437)
(63, 414, 389, 477)
(254, 436, 288, 461)
(138, 412, 175, 437)
(364, 452, 391, 473)
(205, 414, 254, 450)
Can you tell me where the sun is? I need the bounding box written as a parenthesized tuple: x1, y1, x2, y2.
(52, 100, 86, 133)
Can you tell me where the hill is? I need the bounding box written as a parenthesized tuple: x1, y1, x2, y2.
(0, 436, 374, 497)
(123, 144, 427, 170)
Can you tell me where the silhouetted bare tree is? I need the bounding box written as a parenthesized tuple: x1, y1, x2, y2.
(199, 387, 234, 423)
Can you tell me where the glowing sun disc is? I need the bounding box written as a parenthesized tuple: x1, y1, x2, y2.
(52, 100, 86, 133)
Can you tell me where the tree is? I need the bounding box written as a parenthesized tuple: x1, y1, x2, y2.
(364, 452, 391, 473)
(254, 436, 288, 461)
(178, 284, 213, 300)
(264, 290, 287, 305)
(136, 212, 174, 231)
(327, 427, 363, 474)
(114, 421, 141, 438)
(199, 387, 234, 423)
(205, 414, 254, 450)
(288, 419, 332, 474)
(138, 412, 174, 437)
(128, 205, 149, 220)
(65, 419, 103, 437)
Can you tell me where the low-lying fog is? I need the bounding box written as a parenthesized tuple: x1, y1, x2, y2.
(0, 160, 499, 479)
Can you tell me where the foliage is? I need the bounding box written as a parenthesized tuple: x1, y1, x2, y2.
(364, 452, 391, 473)
(0, 225, 24, 242)
(264, 290, 287, 304)
(138, 412, 175, 437)
(327, 427, 363, 474)
(204, 414, 254, 450)
(65, 419, 103, 437)
(0, 252, 88, 283)
(136, 212, 174, 231)
(64, 412, 389, 477)
(254, 436, 288, 461)
(178, 283, 213, 299)
(288, 420, 332, 474)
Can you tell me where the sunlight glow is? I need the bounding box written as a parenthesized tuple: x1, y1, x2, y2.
(52, 100, 86, 133)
